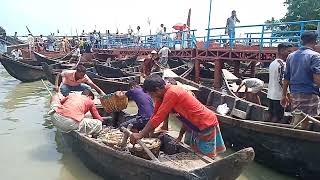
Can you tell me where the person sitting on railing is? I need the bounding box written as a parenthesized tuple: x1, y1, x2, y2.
(54, 65, 105, 97)
(235, 78, 264, 105)
(135, 26, 142, 46)
(225, 10, 240, 46)
(119, 81, 154, 132)
(156, 24, 164, 35)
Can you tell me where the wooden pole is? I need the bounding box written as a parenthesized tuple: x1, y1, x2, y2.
(234, 61, 240, 77)
(41, 79, 53, 97)
(195, 59, 200, 83)
(250, 61, 257, 77)
(120, 127, 160, 162)
(214, 59, 223, 88)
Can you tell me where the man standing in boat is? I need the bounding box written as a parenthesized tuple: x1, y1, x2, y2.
(50, 89, 103, 135)
(141, 50, 158, 77)
(54, 65, 105, 97)
(129, 74, 226, 158)
(158, 45, 171, 69)
(119, 81, 154, 131)
(281, 31, 320, 121)
(267, 44, 290, 123)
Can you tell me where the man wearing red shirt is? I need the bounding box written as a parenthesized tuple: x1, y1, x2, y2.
(141, 50, 159, 77)
(50, 89, 103, 135)
(130, 74, 226, 158)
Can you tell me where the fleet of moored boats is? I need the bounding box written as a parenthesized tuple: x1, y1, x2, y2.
(1, 50, 319, 180)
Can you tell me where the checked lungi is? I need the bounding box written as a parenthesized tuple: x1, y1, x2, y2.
(291, 93, 320, 116)
(189, 125, 226, 158)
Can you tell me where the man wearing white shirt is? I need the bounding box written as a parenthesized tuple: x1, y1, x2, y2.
(225, 10, 240, 47)
(135, 26, 142, 45)
(158, 45, 171, 68)
(27, 34, 34, 57)
(267, 44, 290, 123)
(11, 48, 23, 60)
(156, 24, 164, 34)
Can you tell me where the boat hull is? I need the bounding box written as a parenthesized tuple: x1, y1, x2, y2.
(62, 130, 254, 180)
(176, 77, 320, 179)
(0, 56, 46, 82)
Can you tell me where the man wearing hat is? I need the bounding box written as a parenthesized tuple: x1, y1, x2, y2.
(141, 50, 159, 77)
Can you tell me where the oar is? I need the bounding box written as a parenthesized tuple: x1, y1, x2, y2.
(41, 79, 53, 97)
(120, 126, 160, 162)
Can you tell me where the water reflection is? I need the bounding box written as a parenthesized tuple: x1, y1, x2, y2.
(0, 81, 47, 110)
(55, 130, 103, 180)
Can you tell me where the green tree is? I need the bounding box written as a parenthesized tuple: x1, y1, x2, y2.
(282, 0, 320, 22)
(265, 0, 320, 42)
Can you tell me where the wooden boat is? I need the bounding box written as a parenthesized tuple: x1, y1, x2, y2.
(221, 69, 269, 107)
(58, 108, 254, 180)
(88, 62, 194, 94)
(42, 62, 194, 94)
(175, 76, 320, 179)
(0, 55, 47, 82)
(62, 130, 254, 180)
(94, 62, 140, 78)
(94, 58, 186, 78)
(108, 55, 138, 68)
(33, 51, 72, 65)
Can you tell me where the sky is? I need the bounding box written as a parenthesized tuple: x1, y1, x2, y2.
(1, 0, 287, 37)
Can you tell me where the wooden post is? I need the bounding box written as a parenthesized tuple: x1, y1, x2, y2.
(234, 61, 240, 77)
(214, 59, 223, 88)
(250, 61, 257, 77)
(195, 59, 200, 83)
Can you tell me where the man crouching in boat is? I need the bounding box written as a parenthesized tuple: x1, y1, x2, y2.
(129, 74, 226, 158)
(235, 78, 264, 105)
(49, 89, 103, 135)
(54, 65, 105, 97)
(119, 81, 154, 132)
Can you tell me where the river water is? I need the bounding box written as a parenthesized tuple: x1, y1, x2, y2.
(0, 64, 295, 180)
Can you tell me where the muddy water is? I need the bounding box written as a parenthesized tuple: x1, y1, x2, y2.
(0, 65, 294, 180)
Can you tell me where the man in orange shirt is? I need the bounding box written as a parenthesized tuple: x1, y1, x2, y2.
(130, 74, 226, 158)
(50, 89, 104, 135)
(54, 65, 105, 96)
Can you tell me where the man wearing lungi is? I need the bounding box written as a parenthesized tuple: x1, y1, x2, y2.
(120, 81, 154, 131)
(50, 90, 103, 135)
(129, 74, 226, 158)
(281, 31, 320, 122)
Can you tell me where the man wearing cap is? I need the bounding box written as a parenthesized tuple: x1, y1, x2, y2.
(141, 50, 159, 77)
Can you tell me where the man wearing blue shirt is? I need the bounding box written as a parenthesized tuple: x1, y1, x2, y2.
(281, 31, 320, 118)
(120, 81, 154, 131)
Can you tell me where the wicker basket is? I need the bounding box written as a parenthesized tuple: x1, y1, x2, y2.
(100, 91, 128, 113)
(128, 138, 161, 160)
